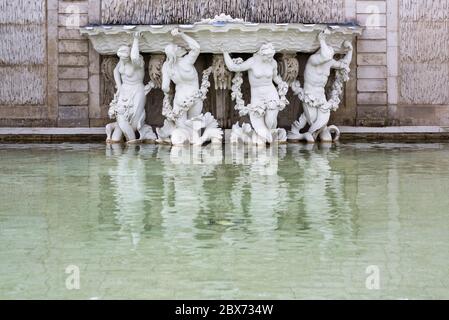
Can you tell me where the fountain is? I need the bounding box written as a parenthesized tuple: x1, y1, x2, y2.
(81, 14, 361, 145)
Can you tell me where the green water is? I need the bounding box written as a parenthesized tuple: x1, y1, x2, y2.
(0, 143, 448, 299)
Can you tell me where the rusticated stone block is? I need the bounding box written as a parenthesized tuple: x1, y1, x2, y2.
(357, 79, 387, 92)
(357, 66, 387, 79)
(59, 67, 88, 79)
(356, 105, 388, 126)
(58, 40, 88, 53)
(58, 14, 88, 27)
(357, 40, 387, 53)
(357, 53, 387, 66)
(357, 92, 388, 105)
(59, 92, 89, 106)
(58, 106, 89, 119)
(58, 27, 85, 40)
(58, 106, 89, 127)
(59, 54, 88, 67)
(59, 79, 88, 92)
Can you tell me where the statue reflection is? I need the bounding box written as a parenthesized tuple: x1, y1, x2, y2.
(106, 143, 164, 249)
(105, 142, 352, 254)
(282, 143, 353, 255)
(226, 144, 289, 242)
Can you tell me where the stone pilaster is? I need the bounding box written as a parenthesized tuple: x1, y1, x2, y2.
(355, 0, 389, 126)
(57, 0, 90, 127)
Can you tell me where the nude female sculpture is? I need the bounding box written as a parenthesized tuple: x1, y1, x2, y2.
(223, 43, 289, 145)
(288, 31, 353, 143)
(105, 32, 157, 144)
(156, 28, 222, 146)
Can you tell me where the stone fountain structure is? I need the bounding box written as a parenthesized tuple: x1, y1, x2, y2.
(81, 14, 361, 145)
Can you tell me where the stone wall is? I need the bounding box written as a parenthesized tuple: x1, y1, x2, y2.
(0, 0, 448, 128)
(0, 0, 57, 126)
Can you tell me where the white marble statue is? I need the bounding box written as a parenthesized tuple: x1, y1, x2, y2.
(223, 43, 289, 145)
(288, 30, 353, 143)
(105, 32, 157, 144)
(156, 28, 223, 146)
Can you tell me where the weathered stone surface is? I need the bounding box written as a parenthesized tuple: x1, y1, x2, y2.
(59, 79, 88, 92)
(357, 66, 387, 79)
(357, 40, 387, 53)
(59, 54, 89, 66)
(357, 53, 387, 66)
(58, 40, 89, 53)
(399, 0, 449, 105)
(59, 92, 89, 106)
(58, 105, 89, 119)
(356, 105, 388, 126)
(358, 92, 388, 105)
(59, 67, 88, 79)
(357, 79, 387, 92)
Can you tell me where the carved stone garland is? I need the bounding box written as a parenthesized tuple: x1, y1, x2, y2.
(230, 58, 289, 118)
(162, 66, 213, 121)
(291, 65, 350, 113)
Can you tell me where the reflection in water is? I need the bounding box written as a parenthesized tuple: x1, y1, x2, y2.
(107, 144, 148, 248)
(105, 143, 352, 253)
(287, 144, 353, 255)
(2, 143, 449, 299)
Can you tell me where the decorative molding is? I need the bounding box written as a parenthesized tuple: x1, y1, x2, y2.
(212, 55, 232, 90)
(277, 53, 299, 85)
(100, 56, 118, 105)
(81, 23, 362, 55)
(148, 54, 165, 89)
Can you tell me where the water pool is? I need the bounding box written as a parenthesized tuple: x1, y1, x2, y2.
(0, 143, 448, 299)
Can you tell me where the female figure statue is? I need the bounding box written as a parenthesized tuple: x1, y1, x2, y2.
(106, 32, 156, 144)
(156, 28, 222, 146)
(288, 31, 353, 143)
(223, 43, 289, 145)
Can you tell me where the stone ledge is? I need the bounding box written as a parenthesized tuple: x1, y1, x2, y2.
(1, 127, 449, 143)
(0, 127, 105, 143)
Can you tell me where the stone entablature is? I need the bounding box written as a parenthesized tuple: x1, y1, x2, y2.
(80, 23, 361, 55)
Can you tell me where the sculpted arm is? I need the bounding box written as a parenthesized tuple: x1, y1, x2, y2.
(113, 63, 122, 91)
(223, 52, 253, 72)
(130, 32, 144, 67)
(309, 31, 333, 66)
(161, 63, 171, 93)
(272, 60, 283, 85)
(331, 41, 353, 70)
(172, 28, 200, 64)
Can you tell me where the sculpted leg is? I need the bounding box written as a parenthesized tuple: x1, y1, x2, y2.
(110, 123, 124, 142)
(187, 101, 203, 119)
(117, 115, 136, 142)
(265, 109, 279, 130)
(319, 127, 333, 142)
(250, 112, 272, 144)
(308, 111, 331, 140)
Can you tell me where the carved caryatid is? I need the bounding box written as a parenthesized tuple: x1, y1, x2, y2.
(105, 32, 157, 144)
(155, 28, 223, 146)
(223, 43, 289, 145)
(288, 30, 353, 143)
